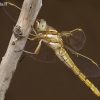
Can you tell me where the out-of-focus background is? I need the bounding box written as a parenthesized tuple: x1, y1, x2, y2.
(0, 0, 100, 100)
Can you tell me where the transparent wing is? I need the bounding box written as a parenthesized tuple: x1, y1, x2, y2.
(61, 28, 86, 51)
(65, 45, 100, 77)
(23, 40, 56, 63)
(3, 2, 21, 22)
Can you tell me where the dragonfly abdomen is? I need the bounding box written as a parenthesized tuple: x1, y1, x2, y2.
(55, 47, 100, 97)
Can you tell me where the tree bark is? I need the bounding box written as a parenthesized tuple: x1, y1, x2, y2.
(0, 0, 42, 100)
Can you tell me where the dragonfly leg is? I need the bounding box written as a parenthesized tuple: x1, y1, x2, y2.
(30, 28, 37, 35)
(29, 33, 36, 36)
(22, 50, 35, 54)
(28, 27, 38, 40)
(33, 39, 43, 54)
(27, 36, 38, 41)
(15, 49, 35, 55)
(16, 39, 43, 54)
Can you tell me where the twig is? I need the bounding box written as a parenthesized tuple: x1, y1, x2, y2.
(0, 0, 42, 100)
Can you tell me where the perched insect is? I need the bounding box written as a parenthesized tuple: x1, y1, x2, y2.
(3, 2, 100, 97)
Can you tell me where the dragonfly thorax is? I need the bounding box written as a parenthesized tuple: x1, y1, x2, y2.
(37, 31, 63, 50)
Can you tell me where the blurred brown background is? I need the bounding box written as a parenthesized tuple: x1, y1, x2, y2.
(0, 0, 100, 100)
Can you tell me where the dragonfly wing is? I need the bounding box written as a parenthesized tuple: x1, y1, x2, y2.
(3, 2, 21, 22)
(61, 28, 86, 51)
(65, 45, 100, 77)
(24, 40, 56, 63)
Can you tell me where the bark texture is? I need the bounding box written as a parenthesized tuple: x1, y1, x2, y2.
(0, 0, 42, 100)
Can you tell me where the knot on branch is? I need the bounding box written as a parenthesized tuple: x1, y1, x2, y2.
(12, 25, 24, 45)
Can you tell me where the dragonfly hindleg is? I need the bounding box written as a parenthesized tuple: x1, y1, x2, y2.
(33, 39, 43, 54)
(15, 39, 43, 55)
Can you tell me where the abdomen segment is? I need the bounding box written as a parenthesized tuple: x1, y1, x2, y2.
(55, 47, 100, 97)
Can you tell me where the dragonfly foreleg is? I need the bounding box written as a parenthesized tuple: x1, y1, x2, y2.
(28, 27, 39, 40)
(30, 27, 37, 35)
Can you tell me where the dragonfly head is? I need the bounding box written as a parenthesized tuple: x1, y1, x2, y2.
(35, 19, 47, 32)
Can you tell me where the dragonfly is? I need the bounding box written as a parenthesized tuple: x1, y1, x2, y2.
(3, 2, 100, 97)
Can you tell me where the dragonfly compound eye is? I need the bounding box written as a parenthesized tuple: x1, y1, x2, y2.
(38, 20, 46, 31)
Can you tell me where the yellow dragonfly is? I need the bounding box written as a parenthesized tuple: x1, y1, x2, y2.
(3, 2, 100, 97)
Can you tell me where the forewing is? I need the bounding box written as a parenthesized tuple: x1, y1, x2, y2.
(61, 28, 86, 51)
(65, 46, 100, 77)
(3, 2, 21, 22)
(24, 40, 56, 63)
